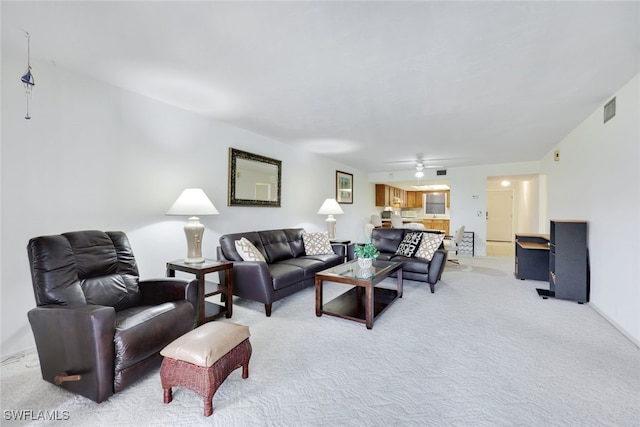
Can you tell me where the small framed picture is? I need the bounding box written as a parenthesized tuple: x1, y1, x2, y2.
(336, 171, 353, 204)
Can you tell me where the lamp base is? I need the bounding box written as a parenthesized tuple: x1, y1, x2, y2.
(326, 215, 337, 240)
(184, 216, 206, 264)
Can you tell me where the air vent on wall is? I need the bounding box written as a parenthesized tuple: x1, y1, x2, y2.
(604, 97, 616, 123)
(436, 169, 447, 176)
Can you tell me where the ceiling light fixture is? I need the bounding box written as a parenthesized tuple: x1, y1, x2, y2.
(415, 163, 424, 178)
(20, 31, 35, 120)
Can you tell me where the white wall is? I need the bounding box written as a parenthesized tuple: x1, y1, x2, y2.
(0, 50, 374, 356)
(541, 73, 640, 345)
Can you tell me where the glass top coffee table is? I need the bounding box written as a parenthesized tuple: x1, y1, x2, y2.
(315, 260, 403, 329)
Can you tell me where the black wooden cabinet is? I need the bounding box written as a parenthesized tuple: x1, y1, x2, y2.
(515, 234, 549, 281)
(537, 220, 589, 303)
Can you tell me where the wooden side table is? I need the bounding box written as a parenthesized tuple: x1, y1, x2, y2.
(166, 259, 233, 325)
(330, 239, 351, 261)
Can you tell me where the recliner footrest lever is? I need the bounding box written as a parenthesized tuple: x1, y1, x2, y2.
(54, 372, 81, 385)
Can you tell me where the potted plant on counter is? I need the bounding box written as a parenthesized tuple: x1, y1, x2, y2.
(354, 241, 380, 269)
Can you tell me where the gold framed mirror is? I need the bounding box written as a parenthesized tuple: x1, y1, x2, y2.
(228, 148, 281, 207)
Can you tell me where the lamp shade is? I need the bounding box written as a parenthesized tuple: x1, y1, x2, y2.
(316, 198, 344, 215)
(166, 188, 219, 216)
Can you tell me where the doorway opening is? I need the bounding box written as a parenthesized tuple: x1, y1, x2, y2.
(486, 174, 543, 256)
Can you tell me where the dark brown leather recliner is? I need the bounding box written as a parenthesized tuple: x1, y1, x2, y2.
(27, 230, 198, 403)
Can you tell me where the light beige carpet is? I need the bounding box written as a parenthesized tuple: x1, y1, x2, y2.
(2, 256, 639, 426)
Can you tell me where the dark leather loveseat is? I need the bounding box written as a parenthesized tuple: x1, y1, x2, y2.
(217, 228, 345, 316)
(347, 228, 448, 293)
(27, 230, 198, 403)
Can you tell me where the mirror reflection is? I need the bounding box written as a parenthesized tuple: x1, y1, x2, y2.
(228, 148, 281, 207)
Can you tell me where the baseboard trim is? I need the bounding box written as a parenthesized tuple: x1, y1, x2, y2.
(590, 302, 640, 349)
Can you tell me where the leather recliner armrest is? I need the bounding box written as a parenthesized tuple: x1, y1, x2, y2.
(27, 304, 116, 403)
(139, 278, 198, 310)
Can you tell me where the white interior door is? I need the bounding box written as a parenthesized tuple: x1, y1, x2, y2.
(487, 190, 513, 241)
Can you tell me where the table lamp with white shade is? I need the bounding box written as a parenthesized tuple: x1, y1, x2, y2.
(317, 198, 344, 240)
(166, 188, 219, 264)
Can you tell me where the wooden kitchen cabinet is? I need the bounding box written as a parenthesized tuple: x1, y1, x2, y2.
(376, 184, 407, 207)
(392, 187, 406, 207)
(375, 184, 389, 206)
(406, 191, 416, 208)
(432, 220, 448, 233)
(421, 219, 450, 235)
(405, 191, 424, 208)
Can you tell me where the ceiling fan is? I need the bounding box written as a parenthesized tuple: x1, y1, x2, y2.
(384, 155, 459, 178)
(384, 153, 460, 169)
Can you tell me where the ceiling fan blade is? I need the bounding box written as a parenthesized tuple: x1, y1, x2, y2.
(384, 156, 462, 166)
(383, 160, 418, 164)
(383, 152, 426, 164)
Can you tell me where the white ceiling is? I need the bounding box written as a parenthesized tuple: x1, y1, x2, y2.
(3, 1, 639, 174)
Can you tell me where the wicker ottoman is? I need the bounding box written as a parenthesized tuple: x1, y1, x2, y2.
(160, 322, 252, 417)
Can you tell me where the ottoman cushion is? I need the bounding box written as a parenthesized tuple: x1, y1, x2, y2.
(160, 322, 250, 367)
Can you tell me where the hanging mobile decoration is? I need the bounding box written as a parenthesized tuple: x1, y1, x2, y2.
(20, 32, 35, 119)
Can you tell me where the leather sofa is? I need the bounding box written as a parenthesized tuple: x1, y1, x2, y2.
(347, 228, 448, 293)
(217, 228, 345, 316)
(27, 230, 198, 403)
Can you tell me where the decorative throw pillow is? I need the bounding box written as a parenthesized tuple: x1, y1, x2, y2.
(395, 232, 423, 257)
(302, 231, 335, 256)
(235, 237, 266, 262)
(414, 232, 445, 261)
